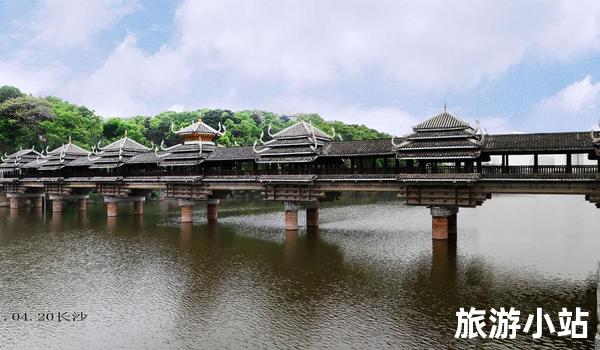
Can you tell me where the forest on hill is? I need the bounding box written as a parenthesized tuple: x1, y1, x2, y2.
(0, 85, 389, 154)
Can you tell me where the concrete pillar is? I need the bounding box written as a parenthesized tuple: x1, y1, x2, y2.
(431, 206, 459, 240)
(284, 201, 299, 231)
(179, 200, 194, 223)
(206, 198, 219, 222)
(106, 202, 118, 217)
(79, 198, 87, 211)
(9, 197, 20, 209)
(133, 200, 144, 215)
(32, 196, 43, 208)
(447, 213, 457, 237)
(52, 198, 64, 212)
(306, 206, 319, 227)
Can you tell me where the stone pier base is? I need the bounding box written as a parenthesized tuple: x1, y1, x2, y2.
(7, 193, 44, 209)
(207, 198, 219, 222)
(52, 198, 64, 212)
(133, 200, 144, 215)
(431, 206, 458, 240)
(106, 202, 118, 217)
(9, 197, 22, 209)
(79, 198, 87, 211)
(284, 201, 299, 231)
(32, 196, 43, 208)
(179, 200, 194, 223)
(103, 196, 145, 217)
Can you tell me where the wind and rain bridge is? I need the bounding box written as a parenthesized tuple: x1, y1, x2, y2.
(2, 110, 600, 240)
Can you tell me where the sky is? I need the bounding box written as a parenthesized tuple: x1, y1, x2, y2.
(2, 0, 600, 135)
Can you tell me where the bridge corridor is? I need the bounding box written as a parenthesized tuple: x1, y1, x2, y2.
(2, 110, 600, 242)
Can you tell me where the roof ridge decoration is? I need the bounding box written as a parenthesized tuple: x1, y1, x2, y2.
(269, 120, 335, 140)
(173, 119, 226, 136)
(252, 121, 334, 162)
(393, 110, 485, 160)
(412, 110, 471, 132)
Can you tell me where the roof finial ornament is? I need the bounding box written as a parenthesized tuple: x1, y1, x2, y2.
(252, 140, 268, 153)
(444, 101, 447, 112)
(267, 124, 274, 137)
(124, 129, 128, 137)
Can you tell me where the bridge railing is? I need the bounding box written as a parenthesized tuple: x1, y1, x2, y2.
(199, 165, 599, 177)
(480, 165, 598, 176)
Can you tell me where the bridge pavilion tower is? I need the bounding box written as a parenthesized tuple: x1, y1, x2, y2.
(86, 133, 151, 217)
(0, 147, 44, 209)
(393, 110, 486, 240)
(155, 119, 225, 224)
(254, 121, 335, 232)
(21, 139, 91, 213)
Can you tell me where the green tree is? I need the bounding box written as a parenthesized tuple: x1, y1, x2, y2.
(0, 95, 53, 152)
(101, 118, 148, 146)
(0, 85, 23, 104)
(41, 97, 103, 150)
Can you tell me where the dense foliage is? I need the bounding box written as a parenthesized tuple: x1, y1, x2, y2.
(0, 85, 389, 153)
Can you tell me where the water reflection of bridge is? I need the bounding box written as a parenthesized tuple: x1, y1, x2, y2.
(3, 109, 600, 240)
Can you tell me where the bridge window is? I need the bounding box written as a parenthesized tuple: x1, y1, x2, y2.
(538, 154, 566, 166)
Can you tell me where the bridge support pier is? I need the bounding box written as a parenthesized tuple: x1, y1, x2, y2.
(431, 206, 458, 240)
(207, 198, 219, 222)
(79, 197, 87, 211)
(50, 197, 64, 212)
(133, 200, 144, 215)
(103, 196, 145, 217)
(7, 193, 44, 209)
(32, 196, 43, 209)
(306, 204, 319, 227)
(284, 201, 299, 231)
(9, 197, 22, 209)
(106, 202, 118, 217)
(179, 200, 194, 223)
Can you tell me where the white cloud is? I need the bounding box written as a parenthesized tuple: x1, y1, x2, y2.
(173, 0, 600, 89)
(3, 0, 600, 133)
(537, 75, 600, 113)
(167, 104, 185, 113)
(32, 0, 139, 48)
(522, 76, 600, 131)
(61, 0, 600, 118)
(0, 59, 67, 95)
(64, 34, 194, 117)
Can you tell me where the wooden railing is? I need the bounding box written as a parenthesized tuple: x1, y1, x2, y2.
(480, 165, 598, 175)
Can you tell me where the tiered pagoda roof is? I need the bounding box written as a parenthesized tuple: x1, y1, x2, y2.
(0, 148, 42, 174)
(87, 135, 150, 169)
(23, 140, 89, 171)
(393, 110, 484, 160)
(254, 122, 334, 163)
(156, 120, 224, 167)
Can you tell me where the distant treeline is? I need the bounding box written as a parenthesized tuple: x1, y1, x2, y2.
(0, 85, 389, 153)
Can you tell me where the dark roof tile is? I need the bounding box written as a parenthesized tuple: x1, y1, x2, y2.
(413, 111, 471, 131)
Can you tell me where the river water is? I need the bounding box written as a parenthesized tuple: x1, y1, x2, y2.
(0, 195, 597, 349)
